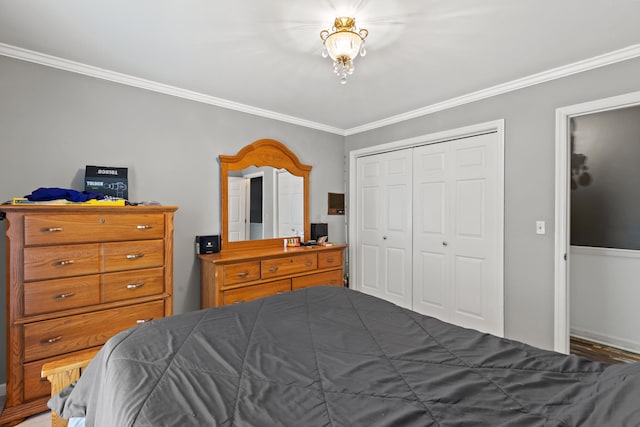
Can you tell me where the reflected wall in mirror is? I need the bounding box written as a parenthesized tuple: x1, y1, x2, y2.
(220, 139, 311, 251)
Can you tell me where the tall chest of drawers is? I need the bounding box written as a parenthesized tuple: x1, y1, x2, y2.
(200, 244, 346, 308)
(0, 205, 177, 425)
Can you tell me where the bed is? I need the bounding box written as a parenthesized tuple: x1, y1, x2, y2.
(46, 286, 640, 426)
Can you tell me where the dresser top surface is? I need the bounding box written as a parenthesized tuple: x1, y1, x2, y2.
(0, 205, 178, 214)
(199, 244, 346, 264)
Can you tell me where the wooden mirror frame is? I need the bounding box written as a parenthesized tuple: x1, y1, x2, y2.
(220, 139, 312, 252)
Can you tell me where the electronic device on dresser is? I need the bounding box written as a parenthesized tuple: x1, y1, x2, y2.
(0, 204, 177, 426)
(195, 235, 220, 254)
(199, 139, 346, 308)
(310, 222, 328, 242)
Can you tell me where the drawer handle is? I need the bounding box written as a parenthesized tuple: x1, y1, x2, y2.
(41, 336, 63, 344)
(52, 260, 74, 267)
(41, 227, 63, 233)
(127, 282, 145, 289)
(305, 261, 313, 267)
(326, 258, 335, 263)
(126, 253, 145, 260)
(268, 266, 279, 273)
(137, 225, 154, 230)
(53, 292, 76, 300)
(237, 272, 249, 278)
(136, 318, 153, 324)
(329, 280, 338, 285)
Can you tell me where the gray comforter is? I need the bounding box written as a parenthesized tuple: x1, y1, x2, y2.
(50, 286, 640, 426)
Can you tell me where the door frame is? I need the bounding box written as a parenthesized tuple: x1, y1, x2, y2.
(554, 90, 640, 353)
(348, 119, 505, 332)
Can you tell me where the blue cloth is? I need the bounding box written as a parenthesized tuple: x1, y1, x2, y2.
(25, 187, 105, 202)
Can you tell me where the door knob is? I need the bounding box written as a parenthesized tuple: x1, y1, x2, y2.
(442, 241, 448, 246)
(383, 236, 388, 240)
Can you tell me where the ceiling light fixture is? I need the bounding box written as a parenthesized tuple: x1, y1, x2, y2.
(320, 17, 368, 84)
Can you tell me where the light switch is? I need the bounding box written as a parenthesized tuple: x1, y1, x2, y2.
(536, 221, 545, 235)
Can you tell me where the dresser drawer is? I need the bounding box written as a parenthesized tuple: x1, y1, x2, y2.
(24, 275, 100, 316)
(318, 250, 343, 269)
(223, 279, 291, 305)
(24, 358, 54, 401)
(24, 213, 165, 245)
(292, 269, 343, 290)
(103, 240, 164, 272)
(224, 261, 261, 285)
(24, 300, 165, 362)
(24, 244, 100, 281)
(103, 267, 165, 303)
(261, 254, 317, 279)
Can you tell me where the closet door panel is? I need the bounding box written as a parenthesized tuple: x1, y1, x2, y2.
(453, 255, 485, 319)
(360, 244, 380, 291)
(415, 251, 446, 310)
(456, 180, 485, 239)
(449, 133, 501, 335)
(386, 247, 409, 297)
(413, 143, 452, 321)
(359, 172, 382, 296)
(356, 151, 412, 309)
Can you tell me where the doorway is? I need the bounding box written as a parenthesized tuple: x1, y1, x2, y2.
(554, 90, 640, 354)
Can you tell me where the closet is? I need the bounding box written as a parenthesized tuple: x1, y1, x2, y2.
(354, 130, 503, 336)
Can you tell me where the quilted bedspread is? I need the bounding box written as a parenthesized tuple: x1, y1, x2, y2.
(50, 286, 640, 426)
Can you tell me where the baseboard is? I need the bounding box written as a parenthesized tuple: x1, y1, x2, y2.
(571, 328, 640, 354)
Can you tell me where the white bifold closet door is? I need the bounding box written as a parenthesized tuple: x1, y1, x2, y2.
(357, 149, 413, 309)
(412, 133, 501, 335)
(356, 132, 502, 336)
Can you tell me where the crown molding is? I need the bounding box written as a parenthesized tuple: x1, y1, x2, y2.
(0, 43, 345, 136)
(345, 44, 640, 136)
(2, 42, 639, 138)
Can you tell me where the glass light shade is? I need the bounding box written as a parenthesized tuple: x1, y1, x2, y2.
(324, 31, 363, 61)
(320, 17, 368, 84)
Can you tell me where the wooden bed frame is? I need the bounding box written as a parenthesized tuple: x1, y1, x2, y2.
(41, 348, 100, 427)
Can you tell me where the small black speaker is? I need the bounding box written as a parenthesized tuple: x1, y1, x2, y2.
(310, 223, 328, 241)
(195, 235, 220, 254)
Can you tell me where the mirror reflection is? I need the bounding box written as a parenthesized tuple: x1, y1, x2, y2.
(227, 166, 304, 242)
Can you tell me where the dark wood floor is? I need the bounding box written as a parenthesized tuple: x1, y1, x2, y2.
(570, 336, 640, 364)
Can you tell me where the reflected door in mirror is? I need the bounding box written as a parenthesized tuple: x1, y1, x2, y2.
(228, 177, 246, 242)
(228, 173, 265, 242)
(277, 170, 304, 238)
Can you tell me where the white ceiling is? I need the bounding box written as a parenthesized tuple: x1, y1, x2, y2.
(1, 0, 639, 133)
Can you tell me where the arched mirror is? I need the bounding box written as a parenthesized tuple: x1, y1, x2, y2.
(220, 139, 312, 251)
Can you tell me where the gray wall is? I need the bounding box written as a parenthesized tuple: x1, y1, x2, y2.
(0, 55, 346, 382)
(345, 57, 640, 350)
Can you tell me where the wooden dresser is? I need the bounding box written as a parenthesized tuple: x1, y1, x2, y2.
(0, 205, 177, 426)
(200, 244, 346, 308)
